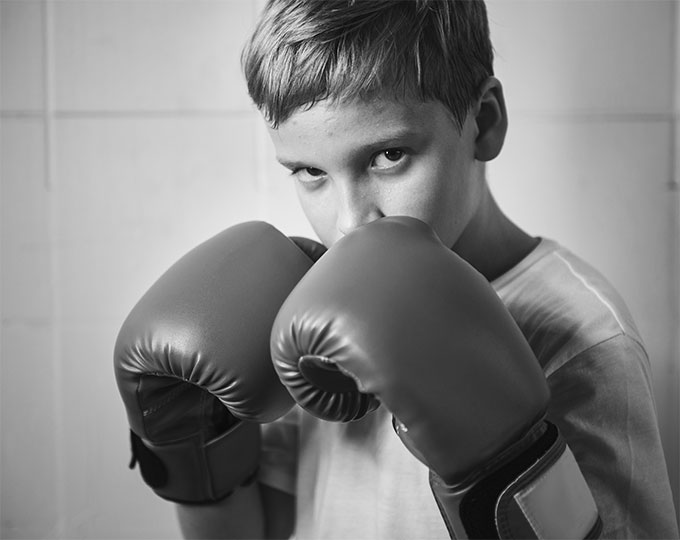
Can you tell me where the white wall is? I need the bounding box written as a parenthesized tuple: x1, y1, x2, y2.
(486, 0, 680, 523)
(1, 1, 677, 537)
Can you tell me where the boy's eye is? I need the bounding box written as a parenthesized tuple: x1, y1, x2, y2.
(293, 166, 327, 185)
(372, 149, 405, 170)
(304, 167, 324, 177)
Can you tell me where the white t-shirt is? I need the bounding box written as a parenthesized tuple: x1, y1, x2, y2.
(259, 238, 679, 539)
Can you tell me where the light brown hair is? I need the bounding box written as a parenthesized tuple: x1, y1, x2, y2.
(242, 0, 494, 130)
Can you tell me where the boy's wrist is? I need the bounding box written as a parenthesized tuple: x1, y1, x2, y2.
(129, 421, 261, 505)
(429, 421, 602, 540)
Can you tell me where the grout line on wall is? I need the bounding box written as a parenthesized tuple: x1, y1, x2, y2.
(2, 108, 676, 123)
(251, 0, 269, 221)
(42, 15, 53, 192)
(42, 0, 66, 537)
(507, 110, 679, 123)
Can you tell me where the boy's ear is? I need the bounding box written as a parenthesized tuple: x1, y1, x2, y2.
(473, 77, 508, 162)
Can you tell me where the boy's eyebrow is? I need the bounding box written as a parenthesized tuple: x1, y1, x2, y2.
(363, 129, 421, 151)
(276, 156, 305, 170)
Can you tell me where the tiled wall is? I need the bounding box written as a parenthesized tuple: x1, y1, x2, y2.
(1, 1, 677, 537)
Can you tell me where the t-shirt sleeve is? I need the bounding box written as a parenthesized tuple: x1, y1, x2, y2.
(258, 405, 300, 495)
(546, 333, 679, 539)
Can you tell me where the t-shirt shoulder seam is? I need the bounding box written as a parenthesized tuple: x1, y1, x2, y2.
(550, 251, 630, 335)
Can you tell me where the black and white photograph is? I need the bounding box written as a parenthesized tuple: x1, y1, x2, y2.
(1, 1, 679, 538)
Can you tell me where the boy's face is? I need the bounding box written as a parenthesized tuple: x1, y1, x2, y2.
(267, 97, 484, 248)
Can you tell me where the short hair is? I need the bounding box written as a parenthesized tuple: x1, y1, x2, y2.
(241, 0, 494, 130)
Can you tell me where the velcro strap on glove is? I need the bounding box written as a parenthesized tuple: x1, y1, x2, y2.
(430, 422, 602, 539)
(129, 420, 261, 504)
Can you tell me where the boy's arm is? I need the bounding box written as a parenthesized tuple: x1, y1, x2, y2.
(260, 484, 296, 539)
(172, 387, 300, 540)
(175, 484, 264, 539)
(175, 483, 295, 539)
(547, 335, 680, 539)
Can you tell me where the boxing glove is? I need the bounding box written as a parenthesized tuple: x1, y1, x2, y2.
(270, 216, 601, 539)
(114, 221, 325, 504)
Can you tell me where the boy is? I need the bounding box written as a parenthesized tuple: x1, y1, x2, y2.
(137, 0, 679, 538)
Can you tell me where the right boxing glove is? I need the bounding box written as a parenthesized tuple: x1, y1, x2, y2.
(271, 216, 601, 539)
(114, 221, 325, 504)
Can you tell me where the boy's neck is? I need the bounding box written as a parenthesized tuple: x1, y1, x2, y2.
(452, 183, 539, 282)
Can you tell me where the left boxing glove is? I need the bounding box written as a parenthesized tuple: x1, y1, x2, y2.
(114, 221, 324, 504)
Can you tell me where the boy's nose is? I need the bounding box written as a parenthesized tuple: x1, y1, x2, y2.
(335, 182, 383, 237)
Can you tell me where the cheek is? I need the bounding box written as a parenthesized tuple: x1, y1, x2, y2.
(404, 163, 467, 246)
(409, 160, 456, 209)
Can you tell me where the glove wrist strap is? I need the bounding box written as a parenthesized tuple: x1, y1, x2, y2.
(430, 421, 602, 539)
(130, 420, 261, 504)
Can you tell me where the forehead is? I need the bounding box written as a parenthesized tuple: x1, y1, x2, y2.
(268, 98, 454, 159)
